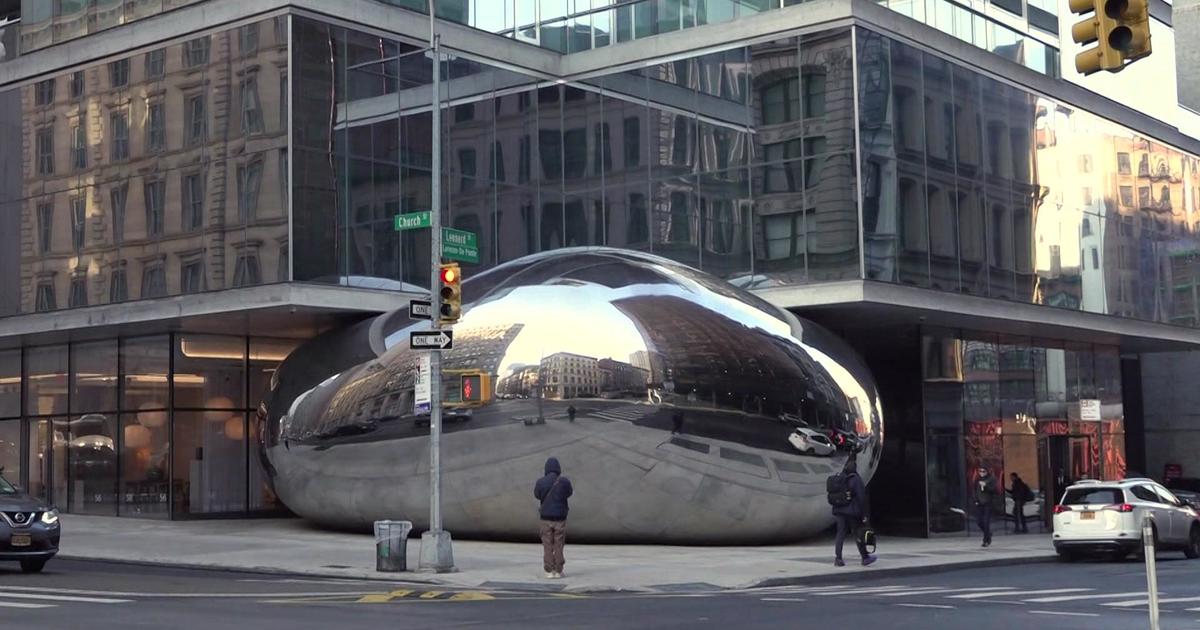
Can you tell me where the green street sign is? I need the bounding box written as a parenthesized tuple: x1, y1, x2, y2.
(442, 227, 477, 249)
(394, 211, 432, 231)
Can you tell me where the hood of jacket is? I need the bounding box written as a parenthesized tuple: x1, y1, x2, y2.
(544, 457, 561, 476)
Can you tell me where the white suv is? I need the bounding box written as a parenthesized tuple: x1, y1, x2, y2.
(1052, 478, 1200, 561)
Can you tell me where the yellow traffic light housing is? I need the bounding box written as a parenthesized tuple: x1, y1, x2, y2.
(1071, 0, 1152, 76)
(438, 262, 462, 325)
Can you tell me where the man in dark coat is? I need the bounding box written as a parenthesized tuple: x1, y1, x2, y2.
(534, 457, 573, 578)
(974, 467, 999, 546)
(832, 456, 877, 567)
(1009, 472, 1033, 533)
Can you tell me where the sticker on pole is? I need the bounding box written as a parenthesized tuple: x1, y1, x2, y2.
(410, 330, 453, 350)
(414, 354, 431, 414)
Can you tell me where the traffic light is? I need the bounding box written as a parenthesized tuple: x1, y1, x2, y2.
(1071, 0, 1151, 76)
(438, 262, 462, 325)
(461, 374, 481, 402)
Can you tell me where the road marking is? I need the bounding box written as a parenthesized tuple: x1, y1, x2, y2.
(948, 588, 1092, 599)
(878, 587, 1015, 597)
(896, 603, 955, 610)
(1029, 611, 1100, 618)
(1025, 591, 1147, 603)
(1107, 596, 1200, 607)
(0, 592, 132, 604)
(0, 601, 55, 609)
(812, 586, 923, 596)
(0, 585, 379, 599)
(760, 597, 808, 602)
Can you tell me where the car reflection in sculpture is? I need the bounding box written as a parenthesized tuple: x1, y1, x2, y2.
(259, 248, 883, 543)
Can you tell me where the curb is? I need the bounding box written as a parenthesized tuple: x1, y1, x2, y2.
(55, 554, 446, 586)
(745, 554, 1059, 589)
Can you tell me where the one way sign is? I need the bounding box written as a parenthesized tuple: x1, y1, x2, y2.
(410, 330, 453, 350)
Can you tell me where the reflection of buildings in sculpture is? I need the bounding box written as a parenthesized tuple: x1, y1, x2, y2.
(597, 357, 649, 395)
(442, 323, 524, 376)
(540, 351, 601, 399)
(497, 363, 540, 398)
(628, 349, 666, 384)
(19, 18, 289, 313)
(612, 293, 849, 425)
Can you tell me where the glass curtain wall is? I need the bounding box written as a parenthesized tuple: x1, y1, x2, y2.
(922, 327, 1124, 535)
(858, 27, 1200, 328)
(291, 18, 858, 291)
(0, 16, 289, 315)
(18, 0, 210, 55)
(0, 334, 297, 518)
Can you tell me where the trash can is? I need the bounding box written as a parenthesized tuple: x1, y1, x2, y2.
(374, 520, 412, 572)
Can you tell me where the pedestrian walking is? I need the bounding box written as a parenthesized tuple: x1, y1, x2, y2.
(827, 455, 877, 567)
(973, 467, 998, 547)
(567, 405, 576, 422)
(1009, 472, 1033, 533)
(534, 457, 573, 578)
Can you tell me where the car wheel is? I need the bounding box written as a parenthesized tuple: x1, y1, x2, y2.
(805, 448, 814, 455)
(1056, 549, 1078, 562)
(1184, 526, 1200, 559)
(19, 560, 46, 574)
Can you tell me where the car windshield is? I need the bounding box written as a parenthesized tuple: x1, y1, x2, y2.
(1062, 487, 1123, 505)
(0, 474, 15, 495)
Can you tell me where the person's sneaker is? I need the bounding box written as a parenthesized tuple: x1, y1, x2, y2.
(834, 558, 845, 567)
(861, 555, 877, 567)
(545, 572, 555, 579)
(551, 572, 563, 579)
(557, 571, 566, 578)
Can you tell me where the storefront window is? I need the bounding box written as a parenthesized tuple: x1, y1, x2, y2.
(0, 349, 19, 419)
(0, 419, 19, 486)
(172, 411, 247, 515)
(71, 340, 118, 413)
(174, 335, 247, 410)
(122, 336, 170, 415)
(26, 345, 68, 416)
(120, 412, 170, 518)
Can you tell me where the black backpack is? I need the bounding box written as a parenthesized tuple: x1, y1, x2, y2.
(827, 472, 854, 507)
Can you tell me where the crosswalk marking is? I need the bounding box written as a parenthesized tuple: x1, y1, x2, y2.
(0, 592, 132, 604)
(1029, 611, 1100, 617)
(877, 587, 1016, 597)
(948, 588, 1092, 600)
(1106, 596, 1200, 607)
(1024, 591, 1147, 603)
(812, 586, 925, 596)
(0, 601, 55, 609)
(896, 603, 955, 609)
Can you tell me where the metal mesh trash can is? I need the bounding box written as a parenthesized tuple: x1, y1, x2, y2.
(374, 520, 412, 572)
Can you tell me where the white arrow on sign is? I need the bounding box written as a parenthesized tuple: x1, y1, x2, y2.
(410, 330, 453, 350)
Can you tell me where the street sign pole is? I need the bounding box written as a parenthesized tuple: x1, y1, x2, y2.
(418, 0, 454, 573)
(1144, 513, 1160, 630)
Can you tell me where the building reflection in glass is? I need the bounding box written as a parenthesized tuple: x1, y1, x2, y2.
(261, 248, 883, 542)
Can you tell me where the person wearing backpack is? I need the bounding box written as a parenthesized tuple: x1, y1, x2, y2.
(534, 457, 573, 578)
(1009, 472, 1033, 533)
(828, 455, 877, 567)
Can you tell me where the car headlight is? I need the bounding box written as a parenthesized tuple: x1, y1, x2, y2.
(41, 509, 59, 525)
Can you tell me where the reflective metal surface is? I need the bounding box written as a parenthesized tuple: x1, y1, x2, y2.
(260, 248, 882, 542)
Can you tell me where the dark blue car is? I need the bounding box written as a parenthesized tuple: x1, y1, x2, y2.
(0, 470, 60, 573)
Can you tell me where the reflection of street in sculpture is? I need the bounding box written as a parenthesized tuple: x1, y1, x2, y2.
(261, 248, 884, 543)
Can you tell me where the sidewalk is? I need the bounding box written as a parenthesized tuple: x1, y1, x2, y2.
(55, 515, 1056, 593)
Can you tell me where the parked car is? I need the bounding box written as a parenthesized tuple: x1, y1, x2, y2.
(1051, 478, 1200, 561)
(0, 469, 60, 573)
(787, 427, 835, 456)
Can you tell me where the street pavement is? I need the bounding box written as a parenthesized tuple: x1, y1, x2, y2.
(1, 556, 1197, 629)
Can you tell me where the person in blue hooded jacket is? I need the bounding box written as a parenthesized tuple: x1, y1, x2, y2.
(832, 455, 877, 567)
(534, 456, 573, 578)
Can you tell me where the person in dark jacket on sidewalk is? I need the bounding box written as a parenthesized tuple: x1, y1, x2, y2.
(832, 456, 877, 567)
(1009, 472, 1033, 533)
(534, 457, 573, 578)
(973, 467, 998, 546)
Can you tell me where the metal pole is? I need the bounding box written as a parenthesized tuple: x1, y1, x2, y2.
(1144, 513, 1160, 630)
(418, 0, 454, 573)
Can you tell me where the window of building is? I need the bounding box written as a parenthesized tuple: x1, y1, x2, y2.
(36, 202, 52, 253)
(1081, 187, 1093, 207)
(35, 281, 56, 312)
(68, 273, 88, 308)
(454, 103, 474, 123)
(237, 160, 262, 222)
(1161, 185, 1171, 206)
(240, 77, 263, 135)
(458, 148, 476, 191)
(144, 179, 165, 237)
(489, 142, 505, 182)
(141, 263, 166, 298)
(564, 128, 587, 178)
(279, 73, 288, 129)
(183, 37, 210, 68)
(273, 15, 287, 44)
(627, 193, 648, 244)
(802, 71, 826, 118)
(1081, 216, 1092, 237)
(109, 264, 127, 303)
(34, 79, 55, 106)
(1079, 154, 1093, 173)
(239, 23, 259, 56)
(804, 137, 827, 189)
(1120, 185, 1134, 206)
(181, 259, 205, 294)
(147, 100, 165, 153)
(1091, 247, 1100, 270)
(71, 120, 87, 170)
(623, 117, 640, 168)
(185, 93, 207, 146)
(70, 195, 86, 252)
(108, 59, 129, 89)
(763, 139, 802, 193)
(110, 109, 129, 162)
(182, 172, 205, 231)
(593, 123, 611, 174)
(1138, 186, 1151, 208)
(539, 130, 562, 179)
(232, 251, 261, 288)
(68, 71, 84, 99)
(1138, 153, 1150, 176)
(518, 135, 531, 183)
(36, 126, 54, 175)
(1118, 152, 1131, 175)
(277, 243, 289, 282)
(760, 76, 798, 124)
(145, 49, 165, 80)
(764, 212, 803, 260)
(279, 149, 288, 210)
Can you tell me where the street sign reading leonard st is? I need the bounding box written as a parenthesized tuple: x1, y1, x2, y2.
(394, 211, 432, 231)
(409, 299, 432, 320)
(441, 227, 479, 264)
(410, 330, 453, 350)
